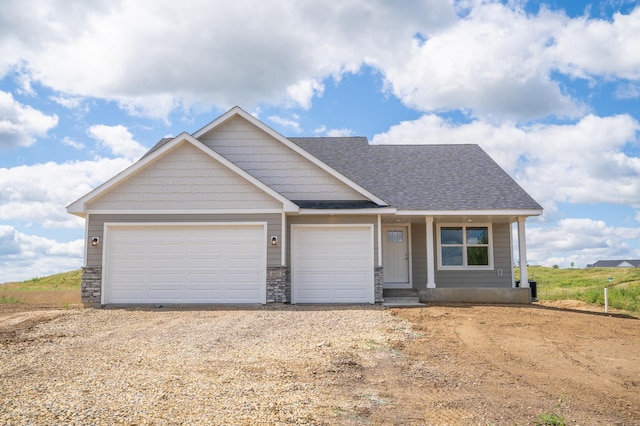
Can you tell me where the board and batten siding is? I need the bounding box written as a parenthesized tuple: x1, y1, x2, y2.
(199, 116, 367, 202)
(286, 215, 379, 266)
(434, 222, 513, 288)
(86, 214, 282, 267)
(87, 141, 282, 211)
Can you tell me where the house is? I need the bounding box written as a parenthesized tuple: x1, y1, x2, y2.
(67, 106, 543, 306)
(587, 260, 640, 268)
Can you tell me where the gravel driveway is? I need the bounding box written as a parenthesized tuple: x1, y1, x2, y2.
(1, 306, 412, 425)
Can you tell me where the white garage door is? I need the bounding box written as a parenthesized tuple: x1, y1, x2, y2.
(104, 223, 266, 304)
(292, 225, 374, 303)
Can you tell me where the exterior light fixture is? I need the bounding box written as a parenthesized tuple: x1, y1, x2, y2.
(91, 237, 100, 247)
(271, 236, 278, 246)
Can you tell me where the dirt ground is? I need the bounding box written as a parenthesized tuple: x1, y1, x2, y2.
(1, 301, 639, 425)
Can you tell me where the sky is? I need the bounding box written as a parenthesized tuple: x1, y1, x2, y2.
(1, 0, 640, 282)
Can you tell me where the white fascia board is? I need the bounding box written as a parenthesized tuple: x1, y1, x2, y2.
(395, 209, 544, 217)
(296, 207, 397, 215)
(66, 132, 298, 215)
(192, 106, 388, 207)
(86, 209, 285, 215)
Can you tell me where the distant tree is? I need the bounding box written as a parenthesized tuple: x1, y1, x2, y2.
(553, 264, 559, 269)
(571, 262, 574, 268)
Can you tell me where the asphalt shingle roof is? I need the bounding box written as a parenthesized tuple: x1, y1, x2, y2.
(289, 137, 542, 211)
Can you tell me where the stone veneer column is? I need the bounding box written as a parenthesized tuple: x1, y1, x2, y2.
(266, 266, 291, 303)
(374, 266, 384, 302)
(81, 266, 102, 306)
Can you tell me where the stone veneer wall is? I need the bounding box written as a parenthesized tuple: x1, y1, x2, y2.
(266, 266, 290, 303)
(374, 266, 384, 302)
(81, 266, 102, 305)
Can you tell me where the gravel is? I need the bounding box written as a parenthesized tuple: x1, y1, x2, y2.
(0, 306, 412, 425)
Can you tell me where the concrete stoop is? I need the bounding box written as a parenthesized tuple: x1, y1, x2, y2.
(382, 289, 426, 308)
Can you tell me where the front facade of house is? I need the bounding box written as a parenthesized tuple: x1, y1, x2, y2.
(68, 107, 543, 306)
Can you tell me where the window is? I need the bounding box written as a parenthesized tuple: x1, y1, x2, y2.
(437, 224, 492, 269)
(387, 230, 403, 243)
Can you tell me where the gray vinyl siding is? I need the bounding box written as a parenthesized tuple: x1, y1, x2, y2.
(410, 223, 427, 287)
(434, 222, 513, 288)
(286, 215, 378, 266)
(199, 116, 367, 201)
(86, 213, 282, 267)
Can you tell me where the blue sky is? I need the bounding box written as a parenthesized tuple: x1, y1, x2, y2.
(1, 0, 639, 281)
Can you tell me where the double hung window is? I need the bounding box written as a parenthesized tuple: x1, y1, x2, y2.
(437, 224, 492, 269)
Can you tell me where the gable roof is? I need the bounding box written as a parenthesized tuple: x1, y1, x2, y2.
(289, 137, 542, 212)
(67, 132, 298, 216)
(191, 107, 387, 206)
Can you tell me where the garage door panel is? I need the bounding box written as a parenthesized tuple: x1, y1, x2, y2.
(105, 224, 266, 304)
(293, 226, 373, 304)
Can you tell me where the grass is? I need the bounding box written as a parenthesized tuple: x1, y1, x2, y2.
(517, 266, 640, 313)
(1, 270, 82, 305)
(2, 269, 82, 291)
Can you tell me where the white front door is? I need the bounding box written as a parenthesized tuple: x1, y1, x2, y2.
(382, 226, 410, 288)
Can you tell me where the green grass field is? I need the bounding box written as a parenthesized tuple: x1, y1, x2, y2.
(1, 270, 82, 304)
(519, 266, 640, 313)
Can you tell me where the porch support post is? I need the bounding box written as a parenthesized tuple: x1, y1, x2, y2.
(517, 216, 529, 288)
(377, 215, 382, 267)
(425, 216, 436, 288)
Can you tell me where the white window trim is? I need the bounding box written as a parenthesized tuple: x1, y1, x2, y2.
(436, 223, 494, 271)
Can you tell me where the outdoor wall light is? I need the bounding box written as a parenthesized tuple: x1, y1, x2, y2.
(91, 237, 100, 247)
(271, 236, 278, 246)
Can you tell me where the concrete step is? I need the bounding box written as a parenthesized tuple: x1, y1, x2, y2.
(382, 296, 426, 308)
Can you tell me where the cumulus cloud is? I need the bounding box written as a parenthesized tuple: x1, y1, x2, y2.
(0, 224, 83, 282)
(372, 113, 640, 209)
(267, 115, 302, 133)
(0, 0, 454, 119)
(0, 91, 58, 149)
(0, 157, 133, 228)
(550, 7, 640, 80)
(526, 218, 640, 268)
(379, 3, 640, 120)
(88, 124, 148, 161)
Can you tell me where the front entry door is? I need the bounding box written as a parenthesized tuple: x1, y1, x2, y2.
(382, 226, 410, 288)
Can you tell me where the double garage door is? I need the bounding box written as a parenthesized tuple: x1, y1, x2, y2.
(104, 223, 266, 304)
(103, 223, 374, 304)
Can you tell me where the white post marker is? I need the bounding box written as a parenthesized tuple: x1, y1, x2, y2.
(605, 277, 613, 314)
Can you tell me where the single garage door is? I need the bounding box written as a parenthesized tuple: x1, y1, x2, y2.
(104, 223, 266, 304)
(292, 225, 374, 303)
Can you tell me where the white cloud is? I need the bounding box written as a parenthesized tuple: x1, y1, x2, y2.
(0, 90, 58, 149)
(380, 3, 586, 120)
(286, 79, 325, 110)
(0, 0, 454, 119)
(0, 157, 133, 228)
(526, 218, 640, 268)
(62, 137, 85, 150)
(88, 124, 147, 161)
(326, 128, 356, 137)
(550, 7, 640, 80)
(372, 113, 640, 209)
(0, 224, 83, 282)
(268, 115, 302, 133)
